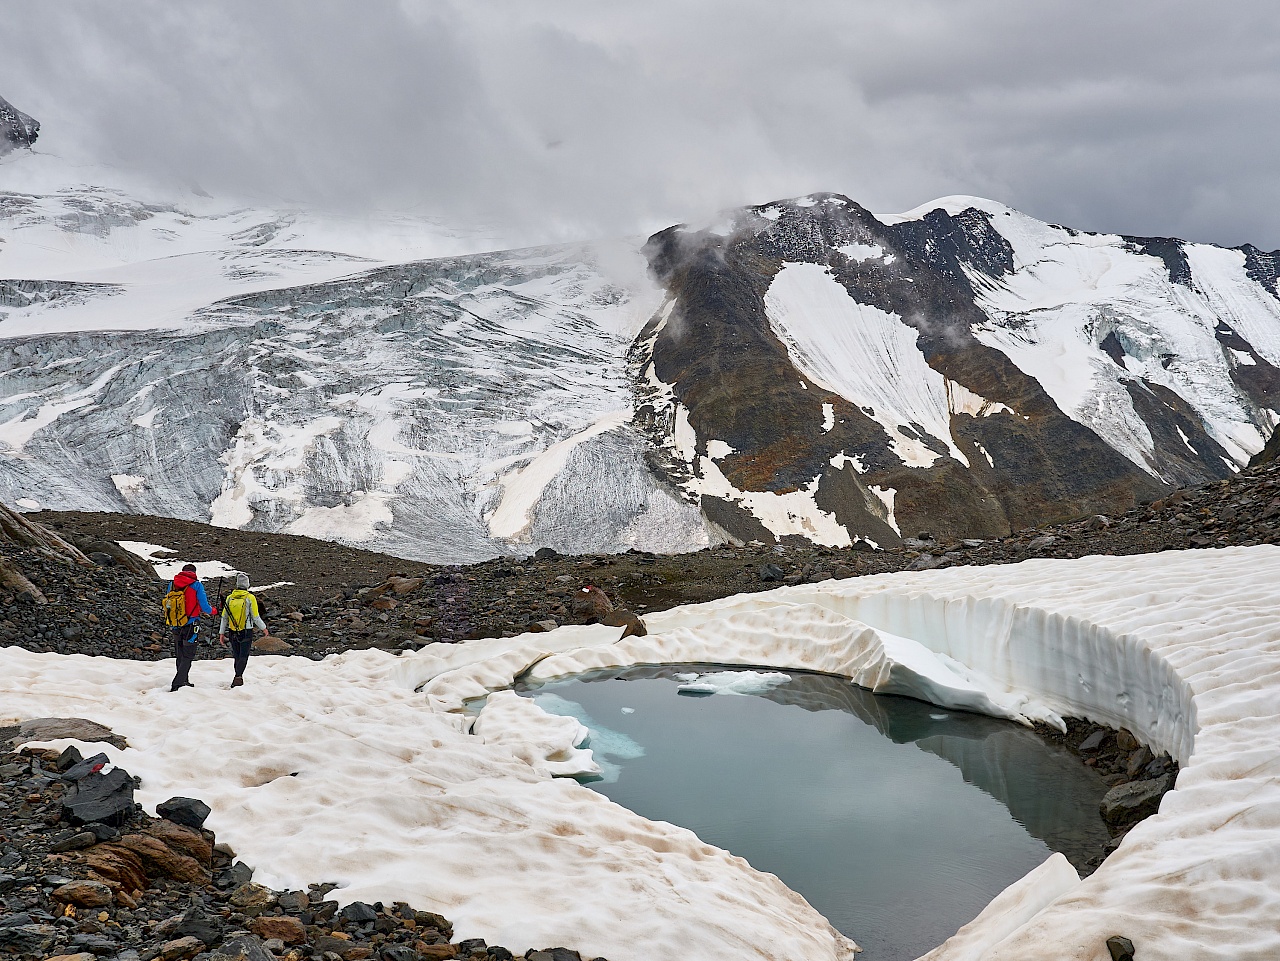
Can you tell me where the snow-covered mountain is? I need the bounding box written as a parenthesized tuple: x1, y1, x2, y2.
(3, 129, 1279, 559)
(636, 193, 1280, 547)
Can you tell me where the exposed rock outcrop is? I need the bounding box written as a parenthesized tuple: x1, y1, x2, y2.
(0, 94, 39, 154)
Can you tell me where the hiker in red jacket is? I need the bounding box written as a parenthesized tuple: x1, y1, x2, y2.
(162, 564, 216, 691)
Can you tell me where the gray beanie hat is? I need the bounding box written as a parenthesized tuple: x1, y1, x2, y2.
(236, 573, 250, 589)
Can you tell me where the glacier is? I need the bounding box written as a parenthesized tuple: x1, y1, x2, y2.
(6, 545, 1280, 959)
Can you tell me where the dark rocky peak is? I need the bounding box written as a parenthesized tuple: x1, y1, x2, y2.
(1122, 235, 1193, 287)
(0, 95, 39, 155)
(886, 206, 1016, 290)
(1238, 244, 1280, 301)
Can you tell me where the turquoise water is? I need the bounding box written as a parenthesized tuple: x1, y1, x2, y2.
(516, 665, 1111, 961)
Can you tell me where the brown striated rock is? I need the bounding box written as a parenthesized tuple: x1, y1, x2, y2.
(81, 844, 147, 893)
(249, 915, 306, 944)
(117, 833, 209, 883)
(146, 819, 212, 865)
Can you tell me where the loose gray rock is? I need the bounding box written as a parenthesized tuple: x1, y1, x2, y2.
(157, 796, 211, 830)
(339, 900, 378, 923)
(1106, 934, 1136, 961)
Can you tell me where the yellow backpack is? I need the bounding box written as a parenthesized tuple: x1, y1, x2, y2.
(225, 591, 254, 631)
(162, 588, 189, 627)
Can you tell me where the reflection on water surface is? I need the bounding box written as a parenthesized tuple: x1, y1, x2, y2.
(516, 665, 1111, 961)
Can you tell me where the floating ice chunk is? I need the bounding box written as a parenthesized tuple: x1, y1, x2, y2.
(674, 670, 792, 696)
(620, 707, 635, 714)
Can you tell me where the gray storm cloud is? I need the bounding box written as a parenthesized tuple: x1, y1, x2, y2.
(2, 0, 1277, 249)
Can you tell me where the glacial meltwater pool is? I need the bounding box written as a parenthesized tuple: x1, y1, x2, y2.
(513, 665, 1113, 961)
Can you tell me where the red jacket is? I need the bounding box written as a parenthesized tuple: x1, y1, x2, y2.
(171, 570, 215, 619)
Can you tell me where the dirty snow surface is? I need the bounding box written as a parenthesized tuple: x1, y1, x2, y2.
(6, 546, 1280, 960)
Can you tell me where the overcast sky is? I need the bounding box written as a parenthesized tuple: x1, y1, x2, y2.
(5, 1, 1279, 248)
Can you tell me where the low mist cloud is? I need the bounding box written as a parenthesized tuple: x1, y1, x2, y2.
(4, 1, 1278, 248)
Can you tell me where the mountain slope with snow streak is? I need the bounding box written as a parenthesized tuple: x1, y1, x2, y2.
(634, 193, 1280, 548)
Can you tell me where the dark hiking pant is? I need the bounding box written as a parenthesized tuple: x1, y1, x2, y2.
(228, 630, 253, 677)
(171, 624, 197, 690)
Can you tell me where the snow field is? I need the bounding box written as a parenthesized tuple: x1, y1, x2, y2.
(7, 546, 1280, 957)
(1, 645, 857, 961)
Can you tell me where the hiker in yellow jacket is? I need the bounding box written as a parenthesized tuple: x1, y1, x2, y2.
(218, 573, 269, 688)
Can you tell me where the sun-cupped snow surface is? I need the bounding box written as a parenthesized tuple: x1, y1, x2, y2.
(895, 196, 1280, 474)
(8, 546, 1280, 958)
(763, 261, 1011, 468)
(1, 645, 857, 961)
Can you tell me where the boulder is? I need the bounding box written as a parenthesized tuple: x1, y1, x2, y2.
(0, 923, 55, 954)
(1106, 935, 1136, 961)
(49, 831, 97, 852)
(149, 936, 205, 961)
(526, 619, 559, 633)
(253, 635, 293, 653)
(250, 915, 306, 944)
(569, 586, 613, 623)
(1115, 728, 1140, 752)
(340, 900, 379, 923)
(228, 881, 275, 914)
(53, 745, 84, 772)
(63, 767, 135, 826)
(61, 751, 110, 781)
(1101, 775, 1174, 828)
(209, 935, 274, 961)
(156, 796, 211, 830)
(172, 901, 224, 945)
(386, 576, 425, 594)
(758, 563, 784, 582)
(50, 879, 113, 908)
(601, 608, 647, 639)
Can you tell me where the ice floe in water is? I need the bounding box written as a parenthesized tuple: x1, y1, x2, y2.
(674, 669, 791, 696)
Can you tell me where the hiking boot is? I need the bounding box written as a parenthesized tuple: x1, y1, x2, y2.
(231, 676, 244, 688)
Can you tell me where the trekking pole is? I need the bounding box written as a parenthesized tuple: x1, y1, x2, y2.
(213, 576, 225, 646)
